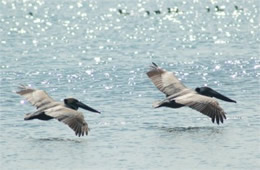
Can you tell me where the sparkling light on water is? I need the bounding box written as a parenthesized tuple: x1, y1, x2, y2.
(0, 0, 259, 169)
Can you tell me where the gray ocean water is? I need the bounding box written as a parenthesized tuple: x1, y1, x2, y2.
(0, 0, 260, 169)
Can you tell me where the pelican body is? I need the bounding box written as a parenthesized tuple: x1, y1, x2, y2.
(147, 63, 236, 124)
(17, 85, 100, 137)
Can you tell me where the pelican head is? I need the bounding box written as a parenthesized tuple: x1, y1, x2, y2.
(64, 98, 101, 113)
(195, 87, 236, 103)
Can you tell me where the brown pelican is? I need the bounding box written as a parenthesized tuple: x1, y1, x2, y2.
(146, 63, 236, 124)
(17, 85, 100, 137)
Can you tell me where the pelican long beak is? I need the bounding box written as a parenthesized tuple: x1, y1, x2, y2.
(207, 88, 237, 103)
(76, 101, 101, 114)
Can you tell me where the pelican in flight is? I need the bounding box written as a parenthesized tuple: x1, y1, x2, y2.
(147, 63, 236, 124)
(17, 85, 100, 137)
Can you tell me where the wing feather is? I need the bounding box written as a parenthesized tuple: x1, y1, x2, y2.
(146, 63, 187, 96)
(45, 106, 89, 136)
(174, 93, 227, 124)
(16, 85, 55, 109)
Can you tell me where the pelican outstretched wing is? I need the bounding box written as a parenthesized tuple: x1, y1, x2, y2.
(146, 63, 187, 96)
(174, 93, 226, 124)
(45, 106, 89, 137)
(16, 85, 55, 109)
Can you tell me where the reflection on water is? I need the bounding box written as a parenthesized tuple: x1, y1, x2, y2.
(36, 137, 84, 143)
(160, 126, 222, 134)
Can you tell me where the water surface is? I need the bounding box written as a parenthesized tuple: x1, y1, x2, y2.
(0, 0, 260, 169)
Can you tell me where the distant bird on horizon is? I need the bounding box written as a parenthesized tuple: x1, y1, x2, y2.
(118, 9, 130, 15)
(234, 5, 243, 11)
(206, 7, 210, 12)
(17, 85, 100, 137)
(215, 5, 225, 12)
(145, 10, 150, 15)
(154, 10, 161, 14)
(146, 63, 236, 124)
(167, 7, 179, 14)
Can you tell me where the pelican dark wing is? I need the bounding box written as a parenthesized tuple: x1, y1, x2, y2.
(16, 85, 55, 109)
(146, 63, 186, 96)
(174, 93, 226, 124)
(44, 106, 89, 137)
